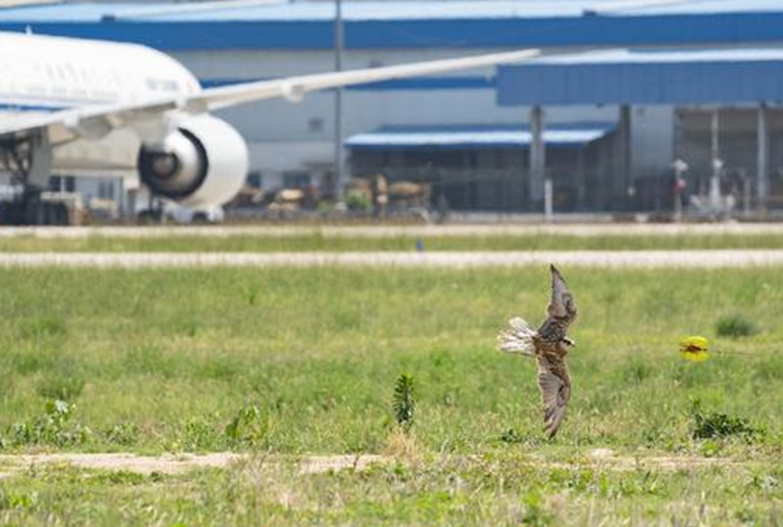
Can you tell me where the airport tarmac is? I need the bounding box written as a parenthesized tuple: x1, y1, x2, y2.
(1, 223, 783, 239)
(0, 250, 782, 268)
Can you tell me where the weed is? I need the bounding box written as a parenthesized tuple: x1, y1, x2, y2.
(690, 400, 763, 441)
(715, 314, 757, 338)
(180, 418, 220, 451)
(500, 428, 525, 444)
(244, 285, 259, 306)
(392, 374, 415, 432)
(344, 190, 372, 213)
(104, 423, 140, 446)
(9, 400, 91, 448)
(521, 491, 553, 527)
(225, 403, 267, 447)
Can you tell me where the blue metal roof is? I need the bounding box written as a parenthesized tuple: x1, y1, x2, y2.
(497, 48, 783, 106)
(6, 1, 783, 23)
(4, 1, 783, 50)
(345, 123, 615, 150)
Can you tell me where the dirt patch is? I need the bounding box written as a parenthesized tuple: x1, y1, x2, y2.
(0, 451, 753, 479)
(582, 449, 747, 471)
(0, 453, 390, 477)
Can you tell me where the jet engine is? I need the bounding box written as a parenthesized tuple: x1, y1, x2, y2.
(137, 115, 248, 208)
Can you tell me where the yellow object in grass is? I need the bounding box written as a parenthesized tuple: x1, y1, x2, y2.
(680, 336, 710, 362)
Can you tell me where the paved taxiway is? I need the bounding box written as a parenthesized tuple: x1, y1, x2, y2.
(2, 223, 783, 239)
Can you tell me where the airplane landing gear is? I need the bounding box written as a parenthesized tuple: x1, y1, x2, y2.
(0, 132, 57, 225)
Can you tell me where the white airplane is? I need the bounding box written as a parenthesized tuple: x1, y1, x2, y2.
(0, 31, 539, 218)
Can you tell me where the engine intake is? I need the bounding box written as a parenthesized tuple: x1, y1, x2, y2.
(138, 115, 248, 207)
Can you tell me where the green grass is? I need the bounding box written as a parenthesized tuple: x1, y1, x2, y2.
(0, 265, 782, 523)
(0, 265, 780, 452)
(3, 232, 783, 251)
(2, 457, 783, 525)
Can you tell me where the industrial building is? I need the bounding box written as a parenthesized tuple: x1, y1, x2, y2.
(2, 1, 783, 215)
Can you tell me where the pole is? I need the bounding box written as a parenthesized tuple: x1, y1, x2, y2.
(710, 109, 721, 213)
(544, 178, 553, 222)
(619, 104, 632, 200)
(333, 0, 344, 200)
(757, 103, 769, 214)
(529, 105, 545, 204)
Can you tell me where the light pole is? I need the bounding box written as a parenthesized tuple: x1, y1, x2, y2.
(333, 0, 344, 200)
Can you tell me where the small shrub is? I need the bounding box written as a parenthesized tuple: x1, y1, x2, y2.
(521, 491, 554, 527)
(225, 403, 267, 447)
(181, 418, 220, 451)
(244, 286, 259, 306)
(105, 422, 140, 446)
(500, 428, 525, 444)
(715, 314, 757, 338)
(690, 401, 763, 441)
(344, 190, 372, 213)
(10, 400, 91, 447)
(393, 374, 416, 432)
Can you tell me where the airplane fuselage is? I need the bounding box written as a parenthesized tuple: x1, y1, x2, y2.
(0, 31, 199, 114)
(0, 31, 202, 177)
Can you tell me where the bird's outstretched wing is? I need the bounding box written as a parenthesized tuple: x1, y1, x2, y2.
(546, 264, 577, 325)
(537, 356, 571, 439)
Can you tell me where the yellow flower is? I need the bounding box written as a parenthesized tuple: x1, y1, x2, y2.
(680, 336, 710, 362)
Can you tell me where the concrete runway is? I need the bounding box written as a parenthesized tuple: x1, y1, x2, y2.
(1, 250, 783, 268)
(1, 223, 783, 239)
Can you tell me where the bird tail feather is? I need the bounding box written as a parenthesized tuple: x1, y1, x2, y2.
(497, 317, 537, 357)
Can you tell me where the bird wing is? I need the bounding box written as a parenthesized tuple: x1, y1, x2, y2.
(497, 317, 537, 357)
(537, 355, 571, 439)
(546, 264, 577, 325)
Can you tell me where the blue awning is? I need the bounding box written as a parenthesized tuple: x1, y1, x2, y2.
(345, 123, 615, 150)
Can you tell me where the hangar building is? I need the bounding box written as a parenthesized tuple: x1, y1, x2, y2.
(2, 1, 783, 214)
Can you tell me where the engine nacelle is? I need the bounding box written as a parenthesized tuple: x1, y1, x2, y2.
(138, 115, 248, 208)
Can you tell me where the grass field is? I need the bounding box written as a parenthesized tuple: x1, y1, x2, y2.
(3, 231, 783, 252)
(0, 265, 782, 524)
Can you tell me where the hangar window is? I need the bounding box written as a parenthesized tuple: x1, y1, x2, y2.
(49, 176, 75, 193)
(98, 181, 115, 200)
(283, 171, 311, 189)
(247, 172, 263, 188)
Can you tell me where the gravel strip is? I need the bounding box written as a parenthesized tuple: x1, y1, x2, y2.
(0, 451, 750, 477)
(0, 453, 387, 476)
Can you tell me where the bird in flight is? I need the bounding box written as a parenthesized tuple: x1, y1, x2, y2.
(497, 265, 578, 438)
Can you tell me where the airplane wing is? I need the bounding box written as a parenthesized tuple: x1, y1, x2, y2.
(0, 48, 540, 142)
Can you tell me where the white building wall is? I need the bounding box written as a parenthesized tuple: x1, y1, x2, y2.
(631, 105, 675, 177)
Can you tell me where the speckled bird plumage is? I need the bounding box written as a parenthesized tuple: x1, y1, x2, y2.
(497, 265, 578, 438)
